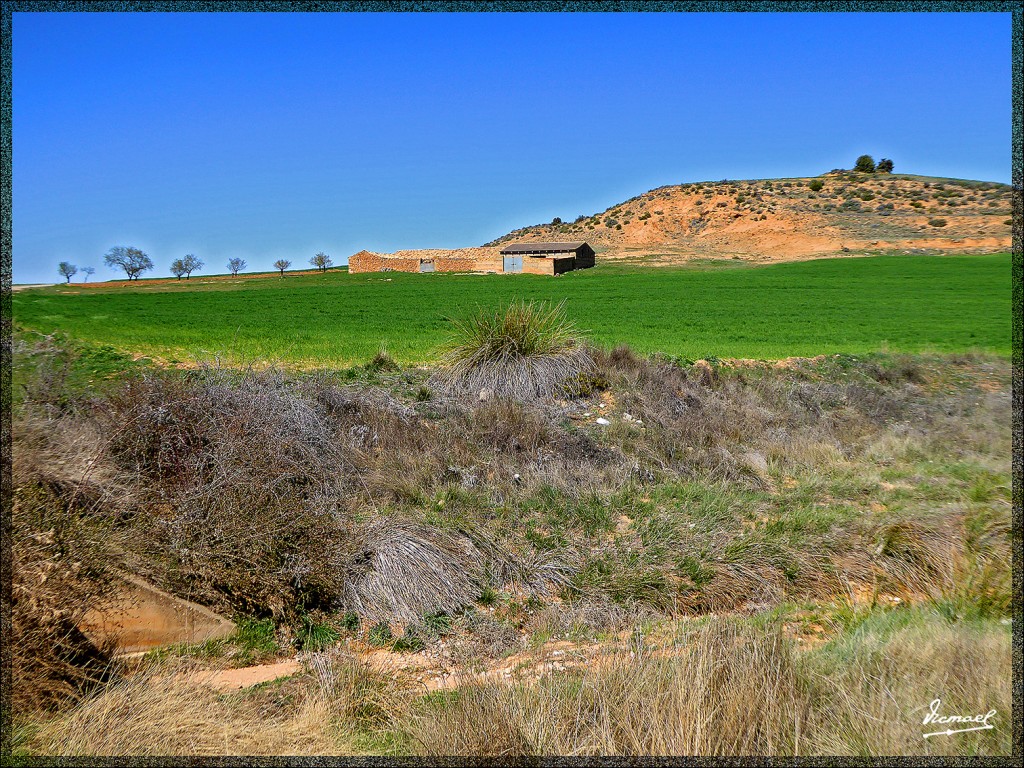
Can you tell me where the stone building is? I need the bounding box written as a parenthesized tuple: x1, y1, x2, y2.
(348, 242, 595, 275)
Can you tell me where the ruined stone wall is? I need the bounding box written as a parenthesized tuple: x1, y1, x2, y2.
(349, 246, 572, 275)
(473, 256, 504, 273)
(348, 251, 421, 273)
(435, 258, 477, 272)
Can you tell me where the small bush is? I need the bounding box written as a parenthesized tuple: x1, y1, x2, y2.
(297, 616, 341, 651)
(367, 622, 393, 647)
(367, 345, 400, 372)
(392, 627, 426, 653)
(422, 612, 453, 637)
(433, 301, 596, 400)
(928, 218, 948, 227)
(808, 179, 824, 192)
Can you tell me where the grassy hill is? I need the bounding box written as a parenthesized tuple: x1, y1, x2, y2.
(12, 254, 1011, 367)
(486, 173, 1012, 262)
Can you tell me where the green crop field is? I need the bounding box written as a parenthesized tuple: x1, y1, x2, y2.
(12, 253, 1011, 366)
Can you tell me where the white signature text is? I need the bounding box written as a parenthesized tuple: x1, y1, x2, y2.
(922, 698, 996, 738)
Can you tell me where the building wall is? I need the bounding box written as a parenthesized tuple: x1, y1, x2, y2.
(521, 257, 555, 275)
(435, 257, 477, 272)
(519, 256, 581, 275)
(574, 247, 596, 269)
(474, 255, 504, 273)
(552, 256, 578, 274)
(350, 247, 592, 275)
(348, 251, 421, 273)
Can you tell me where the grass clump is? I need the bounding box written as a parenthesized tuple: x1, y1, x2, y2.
(367, 344, 400, 373)
(433, 300, 596, 400)
(231, 617, 280, 665)
(367, 623, 394, 648)
(297, 616, 341, 651)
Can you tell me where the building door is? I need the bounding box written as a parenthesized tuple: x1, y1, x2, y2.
(503, 255, 523, 273)
(420, 260, 435, 273)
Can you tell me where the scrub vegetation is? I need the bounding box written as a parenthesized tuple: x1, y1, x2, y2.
(9, 302, 1013, 756)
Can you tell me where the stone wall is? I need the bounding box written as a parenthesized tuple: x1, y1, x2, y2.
(435, 257, 477, 272)
(348, 250, 421, 273)
(474, 255, 504, 273)
(522, 257, 556, 275)
(349, 246, 589, 275)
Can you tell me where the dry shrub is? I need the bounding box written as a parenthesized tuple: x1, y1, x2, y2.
(10, 416, 123, 715)
(401, 619, 806, 756)
(463, 400, 553, 455)
(433, 301, 596, 400)
(104, 367, 350, 496)
(25, 663, 341, 757)
(86, 368, 363, 616)
(304, 649, 413, 735)
(400, 614, 1012, 757)
(9, 506, 115, 715)
(804, 616, 1012, 756)
(342, 519, 486, 623)
(527, 597, 639, 641)
(450, 611, 521, 662)
(871, 517, 958, 598)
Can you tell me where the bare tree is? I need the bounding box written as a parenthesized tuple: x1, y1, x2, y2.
(310, 252, 333, 273)
(273, 259, 291, 277)
(170, 258, 188, 280)
(81, 266, 95, 282)
(182, 254, 204, 279)
(104, 246, 153, 281)
(227, 257, 247, 276)
(57, 262, 78, 283)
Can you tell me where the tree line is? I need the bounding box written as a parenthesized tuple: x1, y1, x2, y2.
(57, 249, 335, 283)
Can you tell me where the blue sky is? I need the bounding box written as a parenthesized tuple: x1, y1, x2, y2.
(12, 11, 1011, 283)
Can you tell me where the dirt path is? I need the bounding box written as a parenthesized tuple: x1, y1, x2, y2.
(192, 661, 304, 692)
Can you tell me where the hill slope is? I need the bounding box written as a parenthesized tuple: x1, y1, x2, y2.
(486, 172, 1012, 262)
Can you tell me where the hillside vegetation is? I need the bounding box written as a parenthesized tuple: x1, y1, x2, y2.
(10, 330, 1013, 756)
(487, 173, 1012, 262)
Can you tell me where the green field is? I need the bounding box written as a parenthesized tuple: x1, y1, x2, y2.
(12, 254, 1011, 365)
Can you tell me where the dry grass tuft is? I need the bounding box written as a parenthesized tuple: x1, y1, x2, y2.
(402, 620, 806, 756)
(399, 614, 1012, 757)
(342, 519, 488, 623)
(433, 300, 596, 399)
(25, 663, 340, 757)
